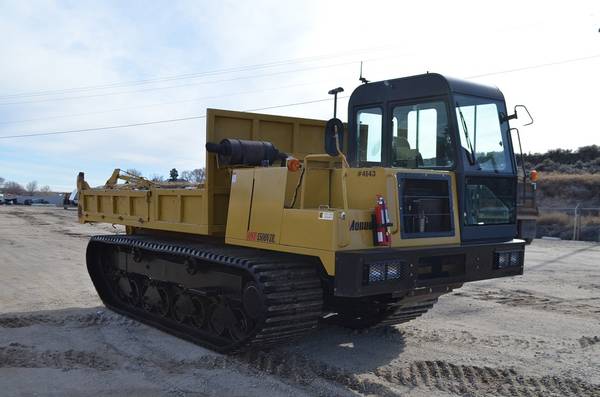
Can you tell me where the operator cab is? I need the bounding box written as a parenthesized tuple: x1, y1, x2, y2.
(347, 73, 517, 242)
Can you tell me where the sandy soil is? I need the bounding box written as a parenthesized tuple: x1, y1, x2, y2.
(0, 205, 599, 396)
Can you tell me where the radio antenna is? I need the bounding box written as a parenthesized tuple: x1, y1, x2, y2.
(359, 61, 369, 84)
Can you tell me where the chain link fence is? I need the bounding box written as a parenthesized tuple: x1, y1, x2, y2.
(537, 206, 600, 242)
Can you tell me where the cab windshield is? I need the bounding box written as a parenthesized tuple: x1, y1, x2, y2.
(455, 95, 513, 173)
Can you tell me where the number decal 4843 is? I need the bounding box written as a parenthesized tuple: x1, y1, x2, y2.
(358, 170, 376, 177)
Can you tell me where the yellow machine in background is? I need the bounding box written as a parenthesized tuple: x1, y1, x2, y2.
(79, 73, 526, 352)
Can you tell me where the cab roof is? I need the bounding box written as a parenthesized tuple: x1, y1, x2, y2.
(348, 73, 505, 107)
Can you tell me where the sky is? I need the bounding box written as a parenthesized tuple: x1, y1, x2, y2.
(0, 0, 599, 191)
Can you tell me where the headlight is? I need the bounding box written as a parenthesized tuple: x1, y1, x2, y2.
(509, 251, 521, 266)
(368, 263, 385, 283)
(387, 263, 401, 279)
(497, 252, 509, 268)
(365, 261, 404, 284)
(495, 250, 523, 269)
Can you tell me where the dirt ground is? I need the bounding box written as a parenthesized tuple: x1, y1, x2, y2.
(0, 206, 599, 397)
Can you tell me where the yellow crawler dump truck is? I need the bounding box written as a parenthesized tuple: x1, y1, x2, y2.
(78, 73, 526, 352)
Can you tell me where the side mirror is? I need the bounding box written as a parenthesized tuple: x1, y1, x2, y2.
(501, 104, 534, 126)
(325, 86, 345, 157)
(514, 105, 534, 126)
(324, 118, 344, 157)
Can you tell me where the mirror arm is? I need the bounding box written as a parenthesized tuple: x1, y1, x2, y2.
(510, 127, 527, 196)
(501, 112, 518, 123)
(328, 87, 344, 119)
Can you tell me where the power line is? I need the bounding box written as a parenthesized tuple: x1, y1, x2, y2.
(3, 50, 598, 108)
(0, 96, 349, 140)
(0, 20, 553, 100)
(0, 59, 361, 106)
(0, 116, 206, 139)
(0, 79, 336, 125)
(466, 53, 600, 79)
(1, 50, 596, 129)
(0, 46, 392, 100)
(0, 51, 413, 107)
(2, 52, 598, 140)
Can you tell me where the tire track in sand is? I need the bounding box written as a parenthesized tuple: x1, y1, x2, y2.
(0, 311, 141, 329)
(579, 336, 600, 348)
(0, 343, 116, 371)
(2, 310, 598, 396)
(184, 348, 600, 396)
(453, 287, 600, 319)
(373, 360, 599, 397)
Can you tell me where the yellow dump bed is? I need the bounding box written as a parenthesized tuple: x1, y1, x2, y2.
(79, 108, 344, 236)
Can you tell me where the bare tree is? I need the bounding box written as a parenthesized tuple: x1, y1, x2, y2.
(181, 170, 190, 182)
(181, 168, 205, 183)
(0, 177, 5, 187)
(150, 174, 165, 182)
(26, 181, 38, 195)
(3, 181, 25, 195)
(39, 185, 52, 194)
(125, 168, 142, 177)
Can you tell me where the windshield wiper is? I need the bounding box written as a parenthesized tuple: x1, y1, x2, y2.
(457, 105, 477, 165)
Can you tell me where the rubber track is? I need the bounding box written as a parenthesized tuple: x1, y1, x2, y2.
(87, 235, 324, 353)
(324, 293, 442, 330)
(378, 298, 439, 327)
(372, 285, 462, 328)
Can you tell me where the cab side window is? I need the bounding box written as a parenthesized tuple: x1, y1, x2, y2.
(392, 101, 453, 168)
(357, 107, 383, 164)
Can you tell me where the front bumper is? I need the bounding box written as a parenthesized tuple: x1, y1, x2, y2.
(334, 239, 525, 297)
(517, 219, 537, 242)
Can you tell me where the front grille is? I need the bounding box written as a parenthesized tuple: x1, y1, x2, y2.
(417, 254, 465, 280)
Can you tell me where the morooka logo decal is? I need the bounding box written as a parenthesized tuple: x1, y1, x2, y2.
(349, 220, 373, 231)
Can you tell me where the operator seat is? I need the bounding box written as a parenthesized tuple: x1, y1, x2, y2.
(393, 136, 423, 168)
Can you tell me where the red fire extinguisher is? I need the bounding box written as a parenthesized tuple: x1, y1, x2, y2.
(373, 194, 392, 246)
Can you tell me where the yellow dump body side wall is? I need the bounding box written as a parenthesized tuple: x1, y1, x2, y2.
(80, 109, 346, 236)
(80, 187, 212, 235)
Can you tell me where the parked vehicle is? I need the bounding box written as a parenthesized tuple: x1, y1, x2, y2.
(2, 193, 17, 205)
(69, 189, 79, 205)
(79, 73, 528, 353)
(24, 198, 50, 206)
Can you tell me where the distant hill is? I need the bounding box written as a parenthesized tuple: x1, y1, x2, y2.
(522, 145, 600, 241)
(523, 145, 600, 174)
(534, 174, 600, 241)
(523, 145, 600, 207)
(536, 173, 600, 208)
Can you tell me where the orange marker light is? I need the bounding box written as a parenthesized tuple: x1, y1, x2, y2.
(530, 170, 538, 182)
(287, 158, 301, 172)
